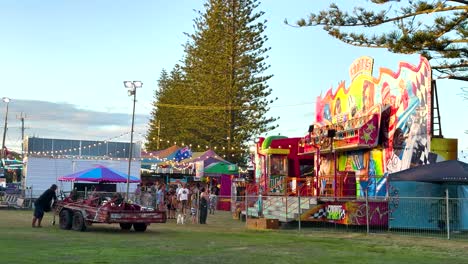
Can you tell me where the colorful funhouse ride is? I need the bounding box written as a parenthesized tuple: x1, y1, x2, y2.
(246, 56, 458, 228)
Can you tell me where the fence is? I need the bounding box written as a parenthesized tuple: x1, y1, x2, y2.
(232, 192, 468, 240)
(3, 187, 467, 240)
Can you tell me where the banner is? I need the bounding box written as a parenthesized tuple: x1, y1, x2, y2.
(195, 160, 204, 180)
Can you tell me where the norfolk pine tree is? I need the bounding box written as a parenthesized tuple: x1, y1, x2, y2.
(146, 0, 277, 164)
(145, 66, 196, 151)
(289, 0, 467, 81)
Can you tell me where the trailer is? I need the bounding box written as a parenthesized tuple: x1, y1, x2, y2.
(55, 194, 166, 232)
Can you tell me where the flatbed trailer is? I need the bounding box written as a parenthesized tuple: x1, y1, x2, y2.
(55, 195, 166, 232)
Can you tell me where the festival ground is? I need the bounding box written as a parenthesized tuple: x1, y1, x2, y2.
(1, 210, 467, 264)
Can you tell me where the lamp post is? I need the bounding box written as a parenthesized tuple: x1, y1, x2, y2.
(1, 97, 11, 161)
(123, 81, 142, 201)
(307, 125, 321, 196)
(326, 129, 337, 199)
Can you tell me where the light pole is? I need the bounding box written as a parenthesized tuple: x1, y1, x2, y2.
(1, 97, 11, 161)
(123, 81, 142, 201)
(326, 129, 337, 199)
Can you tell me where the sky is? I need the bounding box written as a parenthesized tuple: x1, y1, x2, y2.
(0, 0, 466, 161)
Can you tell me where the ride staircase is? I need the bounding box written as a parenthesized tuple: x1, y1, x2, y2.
(246, 196, 318, 222)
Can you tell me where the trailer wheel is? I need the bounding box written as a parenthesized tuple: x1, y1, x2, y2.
(133, 223, 147, 232)
(72, 211, 87, 232)
(119, 223, 132, 230)
(59, 209, 72, 230)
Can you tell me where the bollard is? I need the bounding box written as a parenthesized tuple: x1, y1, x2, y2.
(365, 189, 370, 235)
(446, 188, 450, 240)
(298, 194, 301, 232)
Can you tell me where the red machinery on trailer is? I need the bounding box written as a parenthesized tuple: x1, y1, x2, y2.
(55, 194, 166, 232)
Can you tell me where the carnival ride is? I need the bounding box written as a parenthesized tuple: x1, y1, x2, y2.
(241, 56, 444, 228)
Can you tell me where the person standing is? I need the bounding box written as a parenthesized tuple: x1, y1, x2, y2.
(32, 184, 58, 228)
(134, 184, 141, 204)
(177, 183, 189, 215)
(190, 193, 198, 224)
(209, 190, 217, 215)
(199, 188, 209, 224)
(156, 184, 165, 211)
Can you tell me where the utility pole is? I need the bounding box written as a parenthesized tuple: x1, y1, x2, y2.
(156, 120, 161, 150)
(1, 97, 11, 160)
(17, 113, 26, 158)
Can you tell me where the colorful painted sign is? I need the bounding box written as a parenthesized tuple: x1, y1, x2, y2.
(349, 56, 374, 81)
(195, 161, 204, 180)
(302, 201, 389, 226)
(309, 56, 431, 197)
(268, 175, 286, 195)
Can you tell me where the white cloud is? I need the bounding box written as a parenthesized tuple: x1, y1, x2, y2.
(1, 99, 149, 153)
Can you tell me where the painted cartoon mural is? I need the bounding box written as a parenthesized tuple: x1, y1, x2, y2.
(309, 56, 432, 197)
(301, 201, 389, 227)
(247, 56, 437, 226)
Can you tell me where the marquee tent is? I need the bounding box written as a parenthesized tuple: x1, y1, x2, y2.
(388, 160, 468, 231)
(58, 165, 140, 183)
(389, 160, 468, 183)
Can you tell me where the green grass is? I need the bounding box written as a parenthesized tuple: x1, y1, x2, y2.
(0, 210, 467, 264)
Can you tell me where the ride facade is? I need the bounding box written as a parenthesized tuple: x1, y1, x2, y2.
(248, 56, 459, 227)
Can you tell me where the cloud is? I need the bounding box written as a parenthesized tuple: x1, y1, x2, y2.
(2, 99, 149, 152)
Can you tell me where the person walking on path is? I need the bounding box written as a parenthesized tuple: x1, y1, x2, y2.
(32, 184, 58, 228)
(199, 187, 209, 224)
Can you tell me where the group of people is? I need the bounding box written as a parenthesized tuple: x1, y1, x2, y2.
(135, 182, 218, 224)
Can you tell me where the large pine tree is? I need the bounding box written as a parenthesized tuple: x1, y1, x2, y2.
(146, 0, 277, 164)
(289, 0, 467, 81)
(146, 65, 198, 151)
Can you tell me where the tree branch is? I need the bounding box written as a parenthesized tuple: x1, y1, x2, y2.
(302, 5, 468, 28)
(448, 0, 468, 5)
(432, 62, 468, 69)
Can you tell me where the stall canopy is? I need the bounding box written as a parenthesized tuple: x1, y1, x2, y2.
(58, 165, 140, 183)
(389, 160, 468, 183)
(141, 145, 193, 170)
(204, 162, 238, 176)
(141, 145, 180, 169)
(180, 149, 227, 165)
(146, 148, 238, 176)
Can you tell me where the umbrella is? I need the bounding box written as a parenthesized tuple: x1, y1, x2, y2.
(58, 165, 140, 183)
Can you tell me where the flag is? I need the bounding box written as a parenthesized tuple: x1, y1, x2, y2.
(175, 147, 192, 162)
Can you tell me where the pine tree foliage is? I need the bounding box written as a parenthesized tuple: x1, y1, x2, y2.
(289, 0, 467, 81)
(146, 0, 277, 164)
(145, 69, 168, 151)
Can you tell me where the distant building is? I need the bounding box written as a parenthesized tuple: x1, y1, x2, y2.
(23, 136, 141, 159)
(22, 136, 141, 197)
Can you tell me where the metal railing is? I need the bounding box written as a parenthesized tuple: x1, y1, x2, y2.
(232, 191, 468, 240)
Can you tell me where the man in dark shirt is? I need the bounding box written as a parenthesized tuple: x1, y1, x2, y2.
(32, 184, 58, 228)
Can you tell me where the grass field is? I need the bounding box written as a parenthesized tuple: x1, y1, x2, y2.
(0, 210, 467, 264)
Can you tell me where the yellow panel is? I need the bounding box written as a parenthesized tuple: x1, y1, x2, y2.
(258, 149, 290, 155)
(431, 138, 458, 160)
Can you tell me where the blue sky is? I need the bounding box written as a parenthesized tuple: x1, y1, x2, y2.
(0, 0, 466, 161)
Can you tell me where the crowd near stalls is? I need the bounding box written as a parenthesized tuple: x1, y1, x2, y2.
(139, 147, 240, 211)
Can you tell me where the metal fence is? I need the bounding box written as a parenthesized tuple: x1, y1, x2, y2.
(3, 189, 467, 240)
(229, 193, 468, 240)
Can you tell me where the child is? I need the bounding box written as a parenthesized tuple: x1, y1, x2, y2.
(209, 191, 217, 215)
(190, 193, 197, 224)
